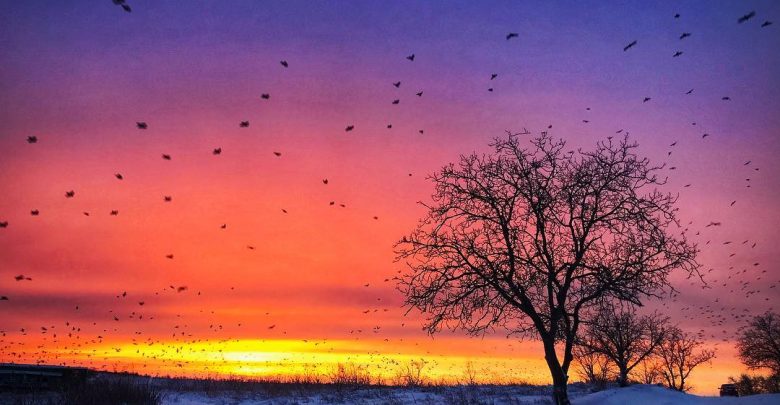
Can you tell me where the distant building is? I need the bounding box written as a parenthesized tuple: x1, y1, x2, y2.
(0, 363, 94, 390)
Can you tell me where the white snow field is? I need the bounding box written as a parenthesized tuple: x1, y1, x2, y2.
(161, 384, 780, 405)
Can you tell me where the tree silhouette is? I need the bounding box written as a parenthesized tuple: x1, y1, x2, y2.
(737, 312, 780, 376)
(657, 326, 715, 391)
(578, 303, 669, 386)
(396, 133, 699, 405)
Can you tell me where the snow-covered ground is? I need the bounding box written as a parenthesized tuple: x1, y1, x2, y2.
(161, 385, 780, 405)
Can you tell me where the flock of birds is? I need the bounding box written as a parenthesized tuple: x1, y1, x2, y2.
(0, 5, 777, 384)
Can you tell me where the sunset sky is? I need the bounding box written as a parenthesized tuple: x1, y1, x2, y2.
(1, 0, 779, 395)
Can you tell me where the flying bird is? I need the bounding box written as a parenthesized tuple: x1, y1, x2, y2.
(164, 196, 172, 202)
(322, 179, 328, 185)
(280, 60, 288, 68)
(406, 54, 415, 61)
(261, 94, 270, 99)
(738, 11, 756, 24)
(722, 96, 731, 101)
(273, 151, 282, 157)
(416, 91, 423, 97)
(392, 99, 399, 104)
(506, 32, 519, 40)
(115, 173, 123, 180)
(162, 154, 171, 160)
(113, 0, 131, 13)
(136, 122, 147, 129)
(213, 147, 222, 155)
(623, 40, 637, 51)
(643, 97, 651, 102)
(166, 254, 174, 259)
(110, 210, 119, 216)
(345, 125, 354, 132)
(680, 32, 691, 39)
(685, 88, 694, 95)
(65, 190, 75, 198)
(393, 81, 401, 88)
(673, 51, 683, 57)
(674, 13, 680, 18)
(0, 221, 7, 228)
(30, 210, 39, 216)
(240, 121, 249, 127)
(762, 21, 773, 27)
(491, 73, 498, 80)
(26, 136, 37, 144)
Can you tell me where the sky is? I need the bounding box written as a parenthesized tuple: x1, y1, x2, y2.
(1, 0, 779, 395)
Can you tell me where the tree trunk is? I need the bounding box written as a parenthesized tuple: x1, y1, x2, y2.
(618, 366, 629, 387)
(543, 339, 571, 405)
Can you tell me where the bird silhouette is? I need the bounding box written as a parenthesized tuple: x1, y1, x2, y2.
(345, 125, 354, 132)
(643, 97, 651, 102)
(26, 136, 37, 144)
(115, 173, 123, 180)
(261, 94, 270, 99)
(393, 81, 401, 88)
(416, 91, 423, 97)
(322, 179, 328, 185)
(506, 32, 519, 40)
(240, 121, 249, 127)
(623, 40, 637, 51)
(738, 11, 756, 24)
(273, 151, 282, 157)
(762, 21, 773, 27)
(30, 210, 39, 216)
(722, 96, 731, 101)
(136, 122, 147, 129)
(686, 88, 694, 95)
(162, 154, 171, 160)
(0, 221, 8, 228)
(673, 51, 683, 57)
(110, 210, 119, 216)
(680, 32, 692, 39)
(164, 196, 172, 202)
(491, 73, 498, 80)
(406, 54, 415, 61)
(166, 254, 174, 259)
(392, 99, 399, 104)
(113, 0, 131, 13)
(213, 147, 222, 155)
(65, 190, 75, 198)
(280, 60, 288, 68)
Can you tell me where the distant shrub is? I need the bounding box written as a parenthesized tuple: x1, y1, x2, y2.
(329, 363, 373, 386)
(728, 373, 780, 395)
(61, 377, 162, 405)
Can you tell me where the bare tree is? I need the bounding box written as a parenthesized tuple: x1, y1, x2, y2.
(657, 326, 715, 391)
(573, 344, 613, 389)
(578, 303, 669, 386)
(462, 360, 478, 385)
(637, 358, 663, 385)
(737, 312, 780, 376)
(396, 134, 699, 405)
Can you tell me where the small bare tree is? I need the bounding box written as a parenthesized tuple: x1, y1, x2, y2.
(737, 312, 780, 376)
(573, 344, 613, 389)
(578, 303, 669, 386)
(396, 134, 699, 405)
(657, 326, 715, 391)
(462, 360, 478, 385)
(394, 359, 428, 387)
(637, 358, 663, 385)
